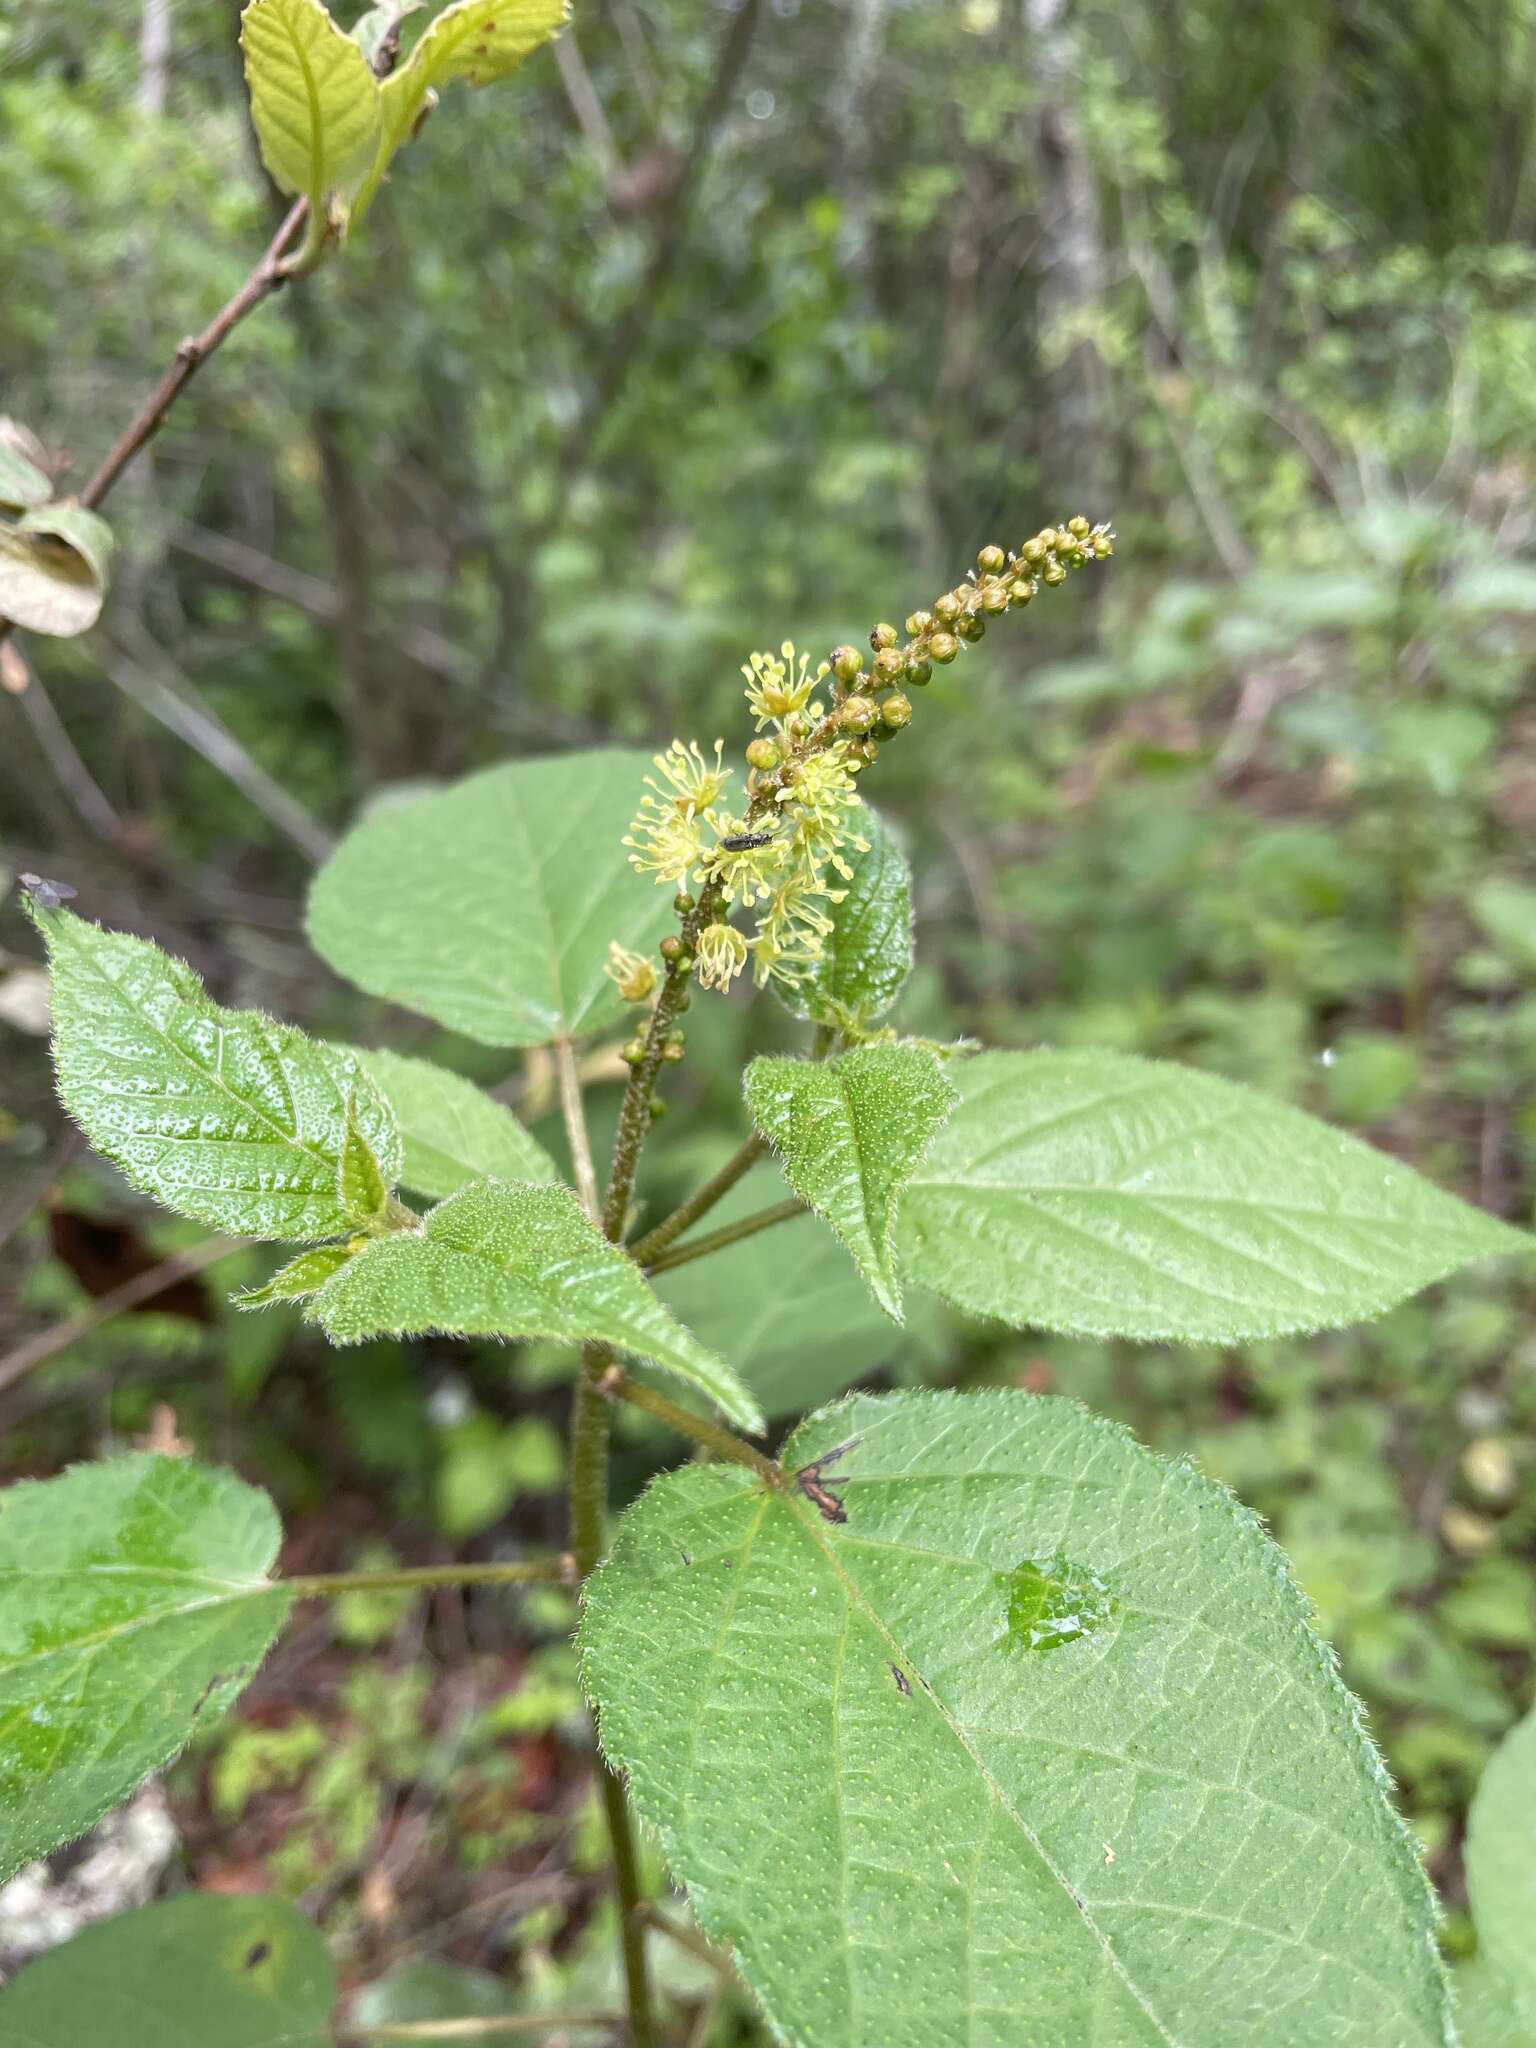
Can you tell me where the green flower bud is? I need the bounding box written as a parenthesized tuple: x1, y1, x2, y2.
(622, 1038, 647, 1066)
(839, 694, 878, 734)
(981, 583, 1009, 615)
(977, 544, 1005, 573)
(872, 646, 906, 685)
(830, 644, 864, 683)
(929, 631, 959, 664)
(1067, 514, 1090, 537)
(1093, 533, 1113, 557)
(1008, 579, 1034, 606)
(905, 651, 933, 685)
(647, 1097, 668, 1121)
(745, 736, 780, 771)
(672, 892, 695, 915)
(1022, 538, 1046, 565)
(1042, 559, 1067, 585)
(660, 935, 685, 964)
(956, 612, 985, 642)
(905, 610, 934, 637)
(933, 593, 962, 625)
(662, 1039, 686, 1063)
(880, 692, 913, 730)
(870, 622, 898, 650)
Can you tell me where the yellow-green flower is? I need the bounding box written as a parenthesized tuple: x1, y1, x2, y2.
(623, 804, 705, 885)
(742, 642, 827, 728)
(645, 738, 730, 817)
(604, 941, 657, 1003)
(695, 921, 749, 991)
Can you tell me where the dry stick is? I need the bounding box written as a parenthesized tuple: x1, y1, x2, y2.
(642, 1198, 805, 1277)
(554, 1035, 601, 1223)
(0, 1236, 240, 1396)
(626, 1131, 767, 1267)
(5, 646, 123, 841)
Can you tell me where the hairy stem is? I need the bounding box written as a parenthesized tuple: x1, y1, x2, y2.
(595, 1362, 779, 1476)
(285, 1558, 572, 1599)
(643, 1198, 806, 1276)
(569, 1350, 657, 2048)
(627, 1131, 767, 1265)
(555, 1035, 601, 1222)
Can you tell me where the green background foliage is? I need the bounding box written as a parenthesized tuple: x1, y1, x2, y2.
(4, 0, 1536, 2033)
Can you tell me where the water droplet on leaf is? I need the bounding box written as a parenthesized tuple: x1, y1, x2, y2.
(999, 1554, 1112, 1652)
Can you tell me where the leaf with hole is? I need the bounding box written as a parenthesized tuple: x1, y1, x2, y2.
(308, 1179, 763, 1430)
(0, 1891, 334, 2048)
(899, 1048, 1530, 1342)
(580, 1388, 1448, 2048)
(240, 0, 382, 221)
(0, 1455, 289, 1885)
(307, 752, 675, 1047)
(32, 904, 403, 1241)
(350, 1044, 558, 1199)
(777, 806, 913, 1031)
(746, 1044, 956, 1320)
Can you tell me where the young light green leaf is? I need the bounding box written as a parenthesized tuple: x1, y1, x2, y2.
(307, 752, 675, 1047)
(0, 1456, 290, 1885)
(357, 0, 568, 217)
(1466, 1702, 1536, 2016)
(900, 1048, 1530, 1342)
(581, 1388, 1448, 2048)
(653, 1167, 930, 1417)
(308, 1180, 764, 1431)
(349, 1044, 558, 1199)
(239, 0, 382, 217)
(237, 1241, 357, 1310)
(32, 904, 403, 1241)
(0, 503, 114, 638)
(778, 805, 913, 1031)
(745, 1045, 956, 1320)
(338, 1092, 393, 1226)
(0, 1891, 335, 2048)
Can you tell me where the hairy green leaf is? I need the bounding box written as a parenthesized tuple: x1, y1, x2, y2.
(357, 0, 567, 218)
(309, 1180, 763, 1430)
(237, 1242, 356, 1309)
(746, 1045, 956, 1320)
(0, 504, 114, 638)
(307, 752, 674, 1047)
(900, 1048, 1529, 1342)
(0, 1456, 289, 1884)
(653, 1168, 929, 1417)
(351, 1044, 557, 1199)
(1466, 1703, 1536, 2016)
(581, 1388, 1447, 2048)
(240, 0, 382, 217)
(32, 905, 403, 1241)
(778, 806, 913, 1030)
(0, 1891, 334, 2048)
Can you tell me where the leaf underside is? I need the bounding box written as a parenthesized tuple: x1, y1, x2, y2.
(900, 1048, 1529, 1342)
(581, 1389, 1448, 2048)
(778, 805, 913, 1030)
(240, 0, 382, 209)
(0, 1456, 289, 1886)
(306, 751, 675, 1047)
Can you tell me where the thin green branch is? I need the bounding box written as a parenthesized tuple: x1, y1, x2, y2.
(347, 2015, 623, 2039)
(643, 1199, 806, 1276)
(285, 1558, 572, 1599)
(627, 1131, 767, 1266)
(595, 1363, 780, 1478)
(555, 1035, 601, 1222)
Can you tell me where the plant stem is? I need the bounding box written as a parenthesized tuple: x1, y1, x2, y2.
(555, 1035, 601, 1222)
(603, 889, 720, 1244)
(595, 1363, 779, 1478)
(285, 1558, 572, 1599)
(626, 1132, 767, 1266)
(569, 1348, 658, 2048)
(348, 2016, 623, 2040)
(643, 1199, 805, 1276)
